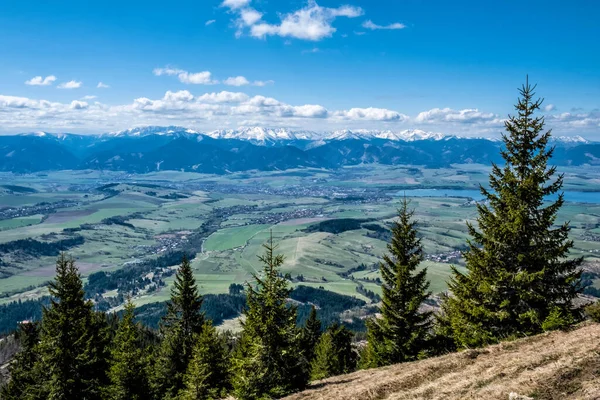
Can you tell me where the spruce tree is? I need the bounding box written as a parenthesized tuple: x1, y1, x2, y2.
(152, 256, 204, 399)
(231, 235, 309, 399)
(38, 253, 109, 400)
(180, 321, 230, 400)
(311, 323, 356, 380)
(444, 79, 583, 348)
(301, 306, 322, 364)
(107, 299, 150, 400)
(362, 199, 432, 368)
(0, 322, 42, 400)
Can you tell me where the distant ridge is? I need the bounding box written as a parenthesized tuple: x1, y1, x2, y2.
(2, 126, 598, 173)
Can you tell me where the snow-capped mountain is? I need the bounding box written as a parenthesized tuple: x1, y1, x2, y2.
(3, 126, 598, 173)
(107, 126, 198, 138)
(18, 126, 593, 145)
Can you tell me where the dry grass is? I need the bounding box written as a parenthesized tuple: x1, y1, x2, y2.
(284, 323, 600, 400)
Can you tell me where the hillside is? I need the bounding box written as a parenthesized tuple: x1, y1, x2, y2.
(285, 323, 600, 400)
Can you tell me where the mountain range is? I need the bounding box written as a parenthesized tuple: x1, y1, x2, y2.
(1, 126, 598, 173)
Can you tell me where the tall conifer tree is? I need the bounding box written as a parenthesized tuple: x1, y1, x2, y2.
(38, 253, 109, 400)
(152, 255, 204, 399)
(231, 234, 309, 399)
(302, 306, 322, 364)
(444, 79, 583, 348)
(180, 321, 230, 400)
(362, 199, 432, 368)
(107, 300, 150, 400)
(310, 323, 356, 380)
(0, 322, 42, 400)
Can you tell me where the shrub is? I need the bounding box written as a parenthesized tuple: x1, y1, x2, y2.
(584, 301, 600, 323)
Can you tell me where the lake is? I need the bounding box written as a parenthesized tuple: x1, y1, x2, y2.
(396, 189, 600, 204)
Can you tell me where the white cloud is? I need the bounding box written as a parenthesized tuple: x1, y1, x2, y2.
(154, 67, 217, 85)
(415, 108, 498, 124)
(197, 91, 250, 103)
(163, 90, 194, 102)
(221, 0, 251, 10)
(252, 80, 274, 87)
(97, 82, 110, 88)
(362, 20, 406, 30)
(547, 110, 600, 129)
(70, 100, 88, 110)
(289, 104, 328, 118)
(224, 76, 251, 86)
(9, 90, 595, 137)
(544, 104, 556, 112)
(25, 75, 57, 86)
(57, 80, 83, 89)
(205, 19, 216, 26)
(81, 95, 97, 100)
(334, 107, 407, 121)
(247, 1, 363, 41)
(240, 9, 262, 26)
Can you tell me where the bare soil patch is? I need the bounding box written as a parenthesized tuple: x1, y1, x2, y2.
(44, 209, 95, 223)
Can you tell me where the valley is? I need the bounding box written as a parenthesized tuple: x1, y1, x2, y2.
(1, 163, 599, 331)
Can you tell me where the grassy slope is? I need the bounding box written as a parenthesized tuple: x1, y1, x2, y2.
(285, 323, 600, 400)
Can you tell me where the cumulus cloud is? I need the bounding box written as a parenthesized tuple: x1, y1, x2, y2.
(2, 89, 599, 138)
(163, 90, 194, 102)
(81, 95, 97, 100)
(0, 90, 400, 132)
(244, 1, 363, 41)
(153, 67, 273, 87)
(252, 80, 274, 87)
(70, 100, 88, 110)
(544, 104, 556, 112)
(97, 82, 110, 88)
(224, 76, 251, 86)
(221, 0, 251, 10)
(239, 9, 262, 26)
(197, 91, 250, 103)
(334, 107, 408, 121)
(415, 108, 499, 124)
(58, 80, 83, 89)
(25, 75, 57, 86)
(547, 110, 600, 129)
(362, 20, 406, 30)
(154, 67, 217, 85)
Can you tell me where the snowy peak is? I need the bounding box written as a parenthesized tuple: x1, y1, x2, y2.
(107, 126, 198, 138)
(206, 127, 319, 142)
(15, 127, 592, 145)
(553, 135, 589, 144)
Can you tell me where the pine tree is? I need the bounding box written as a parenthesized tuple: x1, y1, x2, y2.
(180, 321, 230, 400)
(443, 79, 583, 348)
(362, 199, 432, 368)
(311, 323, 356, 380)
(301, 306, 322, 364)
(0, 322, 42, 400)
(107, 300, 150, 400)
(231, 234, 309, 399)
(152, 255, 205, 399)
(38, 253, 109, 400)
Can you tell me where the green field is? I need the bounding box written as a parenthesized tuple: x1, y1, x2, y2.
(0, 165, 599, 308)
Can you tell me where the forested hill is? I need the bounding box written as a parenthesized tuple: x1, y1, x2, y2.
(1, 129, 599, 173)
(284, 323, 600, 400)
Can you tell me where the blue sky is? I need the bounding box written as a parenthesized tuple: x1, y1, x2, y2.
(0, 0, 598, 137)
